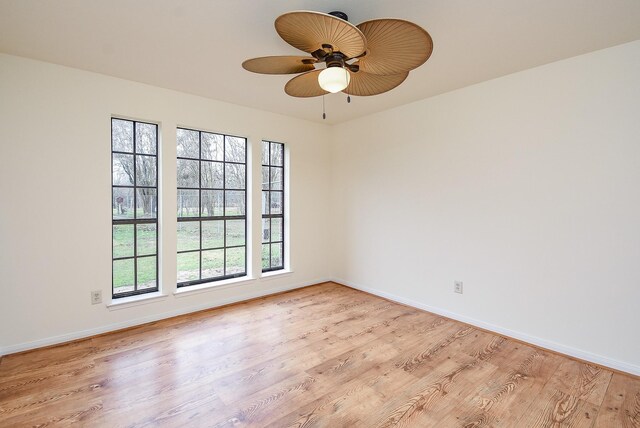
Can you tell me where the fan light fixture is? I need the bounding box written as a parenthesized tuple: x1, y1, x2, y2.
(318, 66, 350, 93)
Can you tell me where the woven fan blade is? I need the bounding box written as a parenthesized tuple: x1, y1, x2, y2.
(284, 69, 328, 97)
(356, 19, 433, 75)
(242, 56, 317, 74)
(276, 11, 366, 58)
(343, 70, 409, 96)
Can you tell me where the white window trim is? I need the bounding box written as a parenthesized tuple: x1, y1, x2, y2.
(107, 291, 169, 310)
(173, 275, 257, 298)
(260, 269, 294, 281)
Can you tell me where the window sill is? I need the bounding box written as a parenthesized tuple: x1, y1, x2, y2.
(107, 292, 169, 310)
(260, 269, 294, 281)
(173, 276, 256, 298)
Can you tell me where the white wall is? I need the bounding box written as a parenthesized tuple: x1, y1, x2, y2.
(2, 40, 639, 375)
(330, 40, 640, 374)
(0, 54, 332, 353)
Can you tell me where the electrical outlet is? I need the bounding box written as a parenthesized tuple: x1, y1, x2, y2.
(454, 281, 463, 294)
(91, 290, 102, 305)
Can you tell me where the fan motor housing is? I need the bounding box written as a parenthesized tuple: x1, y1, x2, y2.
(325, 53, 346, 69)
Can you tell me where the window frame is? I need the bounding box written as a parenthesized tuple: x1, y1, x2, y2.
(111, 118, 160, 299)
(261, 140, 285, 273)
(176, 128, 248, 287)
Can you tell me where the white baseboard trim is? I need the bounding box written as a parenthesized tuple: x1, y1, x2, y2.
(0, 278, 329, 357)
(333, 277, 640, 377)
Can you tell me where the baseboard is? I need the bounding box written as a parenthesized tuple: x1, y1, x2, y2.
(0, 277, 329, 357)
(333, 277, 640, 377)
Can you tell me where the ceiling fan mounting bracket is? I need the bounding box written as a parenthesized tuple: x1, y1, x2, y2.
(328, 11, 349, 21)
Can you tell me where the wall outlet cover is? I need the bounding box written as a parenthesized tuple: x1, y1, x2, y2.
(454, 281, 463, 294)
(91, 290, 102, 304)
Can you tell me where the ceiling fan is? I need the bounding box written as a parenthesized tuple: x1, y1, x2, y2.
(242, 10, 433, 99)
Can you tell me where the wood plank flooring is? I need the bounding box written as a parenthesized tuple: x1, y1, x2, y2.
(0, 282, 638, 427)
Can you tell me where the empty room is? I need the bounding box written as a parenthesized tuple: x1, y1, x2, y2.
(1, 1, 639, 426)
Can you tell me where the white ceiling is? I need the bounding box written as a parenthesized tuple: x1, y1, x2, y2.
(1, 0, 640, 124)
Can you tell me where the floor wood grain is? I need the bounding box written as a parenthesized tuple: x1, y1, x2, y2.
(1, 282, 638, 427)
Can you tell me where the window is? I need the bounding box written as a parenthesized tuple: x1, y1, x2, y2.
(176, 128, 247, 286)
(112, 118, 159, 298)
(261, 141, 285, 272)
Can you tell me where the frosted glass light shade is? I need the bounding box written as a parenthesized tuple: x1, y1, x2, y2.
(318, 67, 351, 93)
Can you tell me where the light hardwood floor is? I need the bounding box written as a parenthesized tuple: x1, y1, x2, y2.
(0, 282, 638, 427)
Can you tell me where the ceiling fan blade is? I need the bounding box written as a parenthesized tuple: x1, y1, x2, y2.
(343, 70, 409, 96)
(242, 56, 317, 74)
(276, 11, 366, 59)
(284, 69, 328, 98)
(356, 19, 433, 75)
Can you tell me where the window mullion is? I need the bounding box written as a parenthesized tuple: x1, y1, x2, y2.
(223, 136, 227, 277)
(133, 121, 138, 291)
(199, 131, 203, 281)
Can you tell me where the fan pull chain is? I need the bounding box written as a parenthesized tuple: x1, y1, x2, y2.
(347, 95, 351, 104)
(322, 95, 326, 120)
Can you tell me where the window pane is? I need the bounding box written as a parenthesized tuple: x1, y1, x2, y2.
(177, 128, 248, 286)
(113, 225, 134, 258)
(136, 188, 157, 219)
(136, 155, 157, 186)
(262, 191, 269, 215)
(137, 256, 157, 290)
(113, 258, 135, 294)
(271, 142, 283, 166)
(262, 166, 270, 190)
(225, 136, 245, 163)
(202, 220, 224, 249)
(225, 163, 245, 189)
(177, 221, 200, 252)
(112, 119, 159, 299)
(113, 153, 134, 186)
(271, 217, 283, 242)
(270, 191, 282, 215)
(177, 158, 199, 188)
(271, 242, 283, 268)
(225, 190, 245, 216)
(112, 119, 133, 152)
(270, 167, 283, 190)
(177, 189, 199, 218)
(136, 123, 157, 155)
(261, 141, 269, 165)
(263, 141, 285, 273)
(262, 244, 270, 269)
(113, 187, 134, 220)
(202, 249, 224, 279)
(201, 161, 223, 189)
(177, 128, 199, 158)
(262, 218, 270, 243)
(201, 190, 223, 217)
(225, 247, 245, 275)
(202, 132, 223, 161)
(177, 252, 199, 282)
(136, 224, 156, 256)
(226, 219, 245, 247)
